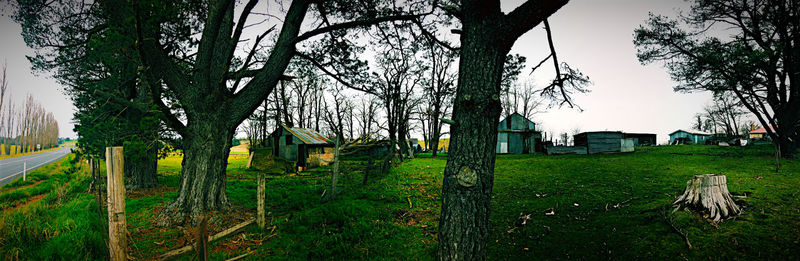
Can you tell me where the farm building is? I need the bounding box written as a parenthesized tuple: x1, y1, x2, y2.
(668, 129, 711, 144)
(573, 131, 635, 154)
(623, 133, 657, 146)
(496, 113, 542, 154)
(269, 126, 335, 168)
(749, 126, 773, 140)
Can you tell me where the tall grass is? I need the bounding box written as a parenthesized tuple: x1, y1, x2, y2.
(0, 155, 108, 260)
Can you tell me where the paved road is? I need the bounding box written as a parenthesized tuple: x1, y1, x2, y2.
(0, 147, 72, 187)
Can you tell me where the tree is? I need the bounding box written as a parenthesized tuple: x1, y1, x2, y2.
(434, 1, 570, 260)
(365, 21, 426, 159)
(322, 86, 349, 200)
(635, 0, 800, 157)
(699, 93, 748, 136)
(0, 62, 8, 150)
(14, 0, 162, 189)
(132, 0, 426, 223)
(354, 95, 381, 139)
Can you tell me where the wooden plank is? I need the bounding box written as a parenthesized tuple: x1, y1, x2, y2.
(106, 147, 127, 261)
(159, 219, 255, 260)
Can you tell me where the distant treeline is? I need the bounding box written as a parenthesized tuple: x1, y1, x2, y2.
(0, 63, 60, 155)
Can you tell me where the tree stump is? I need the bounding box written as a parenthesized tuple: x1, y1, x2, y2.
(673, 174, 741, 222)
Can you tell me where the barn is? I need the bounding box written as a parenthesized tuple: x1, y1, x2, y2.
(573, 131, 635, 154)
(668, 129, 711, 144)
(623, 133, 657, 146)
(496, 113, 542, 154)
(749, 126, 772, 140)
(269, 126, 335, 168)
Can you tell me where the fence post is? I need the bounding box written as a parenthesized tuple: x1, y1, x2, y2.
(257, 172, 266, 229)
(23, 161, 26, 181)
(106, 147, 127, 261)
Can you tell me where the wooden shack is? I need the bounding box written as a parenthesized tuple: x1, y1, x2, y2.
(623, 133, 657, 146)
(269, 126, 335, 168)
(573, 131, 634, 154)
(496, 113, 542, 154)
(668, 129, 711, 144)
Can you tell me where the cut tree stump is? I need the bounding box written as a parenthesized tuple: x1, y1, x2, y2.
(673, 174, 741, 222)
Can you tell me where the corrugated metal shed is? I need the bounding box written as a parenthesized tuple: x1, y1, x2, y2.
(284, 126, 333, 144)
(669, 129, 711, 144)
(623, 133, 657, 146)
(573, 131, 626, 154)
(496, 113, 541, 154)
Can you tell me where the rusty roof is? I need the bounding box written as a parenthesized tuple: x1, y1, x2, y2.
(284, 126, 333, 145)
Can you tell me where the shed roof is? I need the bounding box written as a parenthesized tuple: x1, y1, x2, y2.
(669, 129, 711, 136)
(283, 126, 333, 145)
(749, 126, 773, 134)
(575, 131, 623, 135)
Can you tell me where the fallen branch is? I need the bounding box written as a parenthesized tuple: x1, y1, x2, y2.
(159, 218, 255, 260)
(664, 213, 692, 250)
(225, 251, 254, 261)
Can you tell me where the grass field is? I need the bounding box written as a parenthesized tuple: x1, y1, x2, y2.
(0, 144, 798, 259)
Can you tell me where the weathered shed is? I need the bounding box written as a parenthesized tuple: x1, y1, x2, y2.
(749, 126, 772, 140)
(573, 131, 634, 154)
(496, 113, 541, 154)
(269, 126, 335, 168)
(623, 133, 657, 146)
(668, 129, 711, 144)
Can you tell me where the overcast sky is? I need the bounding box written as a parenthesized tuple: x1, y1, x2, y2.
(502, 0, 711, 143)
(0, 0, 714, 143)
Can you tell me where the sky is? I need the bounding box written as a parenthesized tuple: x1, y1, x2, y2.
(0, 0, 715, 143)
(501, 0, 712, 144)
(0, 12, 76, 138)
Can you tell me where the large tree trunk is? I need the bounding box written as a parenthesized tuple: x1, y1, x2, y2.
(125, 144, 159, 189)
(437, 14, 507, 261)
(157, 120, 233, 225)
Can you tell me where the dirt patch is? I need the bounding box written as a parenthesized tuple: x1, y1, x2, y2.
(127, 186, 177, 199)
(393, 208, 436, 227)
(130, 205, 257, 259)
(2, 194, 46, 214)
(0, 180, 44, 194)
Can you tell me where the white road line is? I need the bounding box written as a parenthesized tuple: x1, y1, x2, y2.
(0, 151, 70, 182)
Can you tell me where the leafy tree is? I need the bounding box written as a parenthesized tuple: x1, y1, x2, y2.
(12, 0, 179, 188)
(132, 0, 427, 223)
(635, 0, 800, 157)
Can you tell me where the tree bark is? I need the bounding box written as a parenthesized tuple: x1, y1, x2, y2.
(437, 13, 506, 261)
(437, 1, 568, 260)
(157, 121, 233, 225)
(125, 146, 159, 189)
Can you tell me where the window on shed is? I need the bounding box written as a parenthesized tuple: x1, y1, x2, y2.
(285, 135, 293, 145)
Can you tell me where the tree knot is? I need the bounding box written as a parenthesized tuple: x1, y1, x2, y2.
(456, 166, 478, 187)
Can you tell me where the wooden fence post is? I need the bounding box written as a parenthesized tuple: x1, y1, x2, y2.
(247, 151, 255, 169)
(257, 172, 266, 229)
(106, 147, 127, 261)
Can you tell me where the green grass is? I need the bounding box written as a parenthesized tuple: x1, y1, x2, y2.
(2, 145, 798, 260)
(0, 155, 107, 260)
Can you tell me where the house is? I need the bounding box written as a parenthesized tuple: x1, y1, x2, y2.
(668, 129, 711, 144)
(269, 126, 335, 168)
(496, 113, 542, 154)
(573, 131, 634, 154)
(623, 133, 657, 146)
(749, 126, 772, 140)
